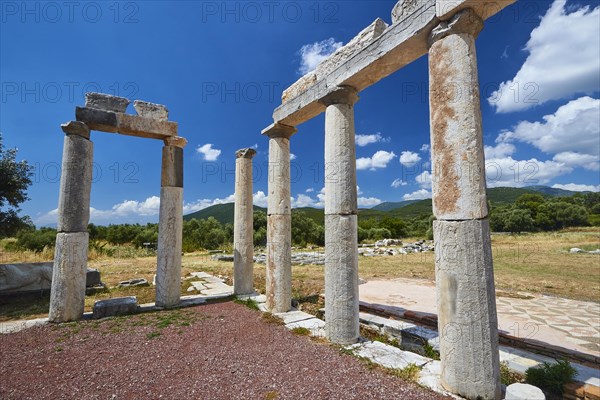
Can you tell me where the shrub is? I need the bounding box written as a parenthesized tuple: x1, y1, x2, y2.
(525, 359, 577, 398)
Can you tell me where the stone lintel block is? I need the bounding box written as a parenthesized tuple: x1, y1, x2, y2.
(133, 100, 169, 121)
(281, 18, 387, 104)
(75, 107, 178, 140)
(505, 383, 545, 400)
(85, 92, 130, 113)
(61, 121, 90, 139)
(161, 146, 183, 188)
(261, 122, 297, 139)
(433, 219, 501, 399)
(48, 232, 89, 323)
(325, 214, 359, 345)
(436, 0, 516, 21)
(92, 297, 138, 319)
(236, 148, 257, 159)
(392, 0, 426, 24)
(57, 134, 93, 233)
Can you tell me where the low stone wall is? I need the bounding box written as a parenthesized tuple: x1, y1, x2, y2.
(0, 263, 100, 295)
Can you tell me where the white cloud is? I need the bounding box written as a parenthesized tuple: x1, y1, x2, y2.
(485, 157, 572, 188)
(497, 96, 599, 170)
(552, 183, 600, 192)
(298, 38, 343, 75)
(292, 194, 317, 208)
(305, 188, 315, 193)
(356, 151, 397, 171)
(399, 151, 422, 166)
(484, 143, 516, 159)
(290, 153, 297, 160)
(420, 144, 430, 153)
(252, 191, 269, 208)
(358, 197, 382, 208)
(391, 179, 408, 188)
(197, 144, 222, 161)
(489, 0, 600, 113)
(355, 133, 389, 147)
(402, 189, 431, 201)
(416, 170, 432, 189)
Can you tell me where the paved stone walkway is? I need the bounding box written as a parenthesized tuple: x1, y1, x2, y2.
(359, 278, 600, 358)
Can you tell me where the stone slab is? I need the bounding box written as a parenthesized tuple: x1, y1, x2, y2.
(189, 272, 213, 279)
(286, 318, 326, 335)
(92, 296, 138, 319)
(237, 294, 267, 304)
(204, 282, 231, 290)
(190, 282, 207, 291)
(346, 341, 431, 370)
(85, 92, 130, 113)
(200, 288, 233, 296)
(275, 310, 315, 325)
(133, 100, 168, 120)
(75, 107, 177, 140)
(0, 318, 49, 334)
(201, 276, 225, 284)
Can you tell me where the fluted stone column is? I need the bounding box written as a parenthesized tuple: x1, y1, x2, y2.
(320, 86, 360, 345)
(234, 148, 257, 295)
(49, 121, 93, 323)
(262, 123, 296, 313)
(156, 136, 187, 308)
(428, 9, 500, 399)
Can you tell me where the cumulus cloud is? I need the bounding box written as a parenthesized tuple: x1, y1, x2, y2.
(391, 179, 407, 188)
(290, 153, 297, 160)
(358, 196, 382, 208)
(489, 0, 600, 113)
(356, 151, 397, 171)
(484, 143, 516, 159)
(416, 170, 432, 189)
(399, 151, 421, 166)
(197, 144, 222, 161)
(305, 188, 315, 193)
(497, 96, 599, 170)
(298, 38, 343, 75)
(485, 157, 572, 188)
(355, 133, 389, 147)
(552, 183, 600, 192)
(420, 144, 430, 153)
(402, 189, 431, 201)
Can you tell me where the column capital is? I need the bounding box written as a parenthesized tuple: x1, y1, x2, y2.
(319, 86, 359, 107)
(163, 136, 188, 148)
(61, 121, 90, 140)
(429, 8, 483, 47)
(261, 122, 297, 139)
(236, 148, 257, 159)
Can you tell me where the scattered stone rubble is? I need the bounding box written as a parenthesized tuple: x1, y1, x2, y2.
(211, 240, 434, 265)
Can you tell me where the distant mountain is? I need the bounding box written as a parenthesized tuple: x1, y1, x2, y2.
(184, 203, 266, 225)
(526, 185, 584, 197)
(183, 186, 584, 224)
(371, 200, 420, 211)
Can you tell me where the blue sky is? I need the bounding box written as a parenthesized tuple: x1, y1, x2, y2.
(1, 0, 599, 226)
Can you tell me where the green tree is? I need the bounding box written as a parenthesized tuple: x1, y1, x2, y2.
(503, 209, 535, 233)
(0, 134, 34, 237)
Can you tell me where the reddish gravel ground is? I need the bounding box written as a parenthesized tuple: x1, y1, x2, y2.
(0, 301, 450, 399)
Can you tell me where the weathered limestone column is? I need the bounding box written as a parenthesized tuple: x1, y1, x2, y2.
(234, 148, 257, 295)
(261, 123, 296, 313)
(428, 9, 501, 399)
(320, 86, 360, 345)
(156, 136, 187, 308)
(49, 121, 93, 323)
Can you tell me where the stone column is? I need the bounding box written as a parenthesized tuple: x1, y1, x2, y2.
(156, 136, 187, 308)
(320, 86, 360, 345)
(261, 123, 296, 313)
(49, 121, 93, 323)
(234, 148, 257, 295)
(428, 9, 501, 399)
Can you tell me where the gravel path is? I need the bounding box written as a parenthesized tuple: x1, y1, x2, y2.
(0, 302, 450, 399)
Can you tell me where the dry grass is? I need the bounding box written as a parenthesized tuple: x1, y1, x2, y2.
(1, 229, 598, 322)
